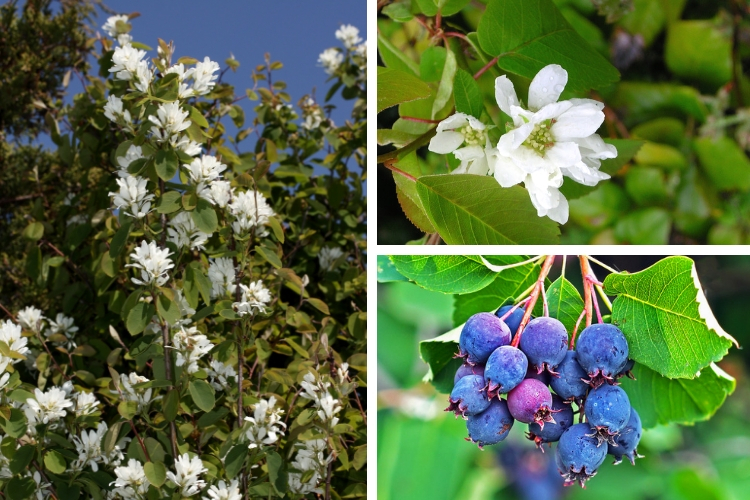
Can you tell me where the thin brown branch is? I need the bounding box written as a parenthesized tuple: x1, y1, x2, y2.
(474, 56, 499, 80)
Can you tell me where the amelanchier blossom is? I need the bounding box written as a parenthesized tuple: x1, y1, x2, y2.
(208, 257, 236, 298)
(102, 14, 132, 46)
(233, 280, 272, 317)
(74, 391, 100, 417)
(203, 479, 242, 500)
(184, 155, 227, 202)
(318, 246, 345, 271)
(335, 24, 362, 49)
(103, 95, 132, 125)
(126, 240, 174, 287)
(173, 326, 213, 374)
(167, 212, 211, 251)
(228, 190, 275, 234)
(116, 144, 144, 177)
(114, 372, 158, 414)
(201, 180, 233, 208)
(428, 113, 494, 175)
(112, 459, 149, 499)
(46, 312, 78, 349)
(190, 57, 221, 96)
(244, 396, 286, 449)
(287, 439, 332, 495)
(149, 102, 191, 144)
(16, 306, 45, 333)
(207, 359, 237, 392)
(24, 387, 73, 425)
(109, 44, 147, 81)
(167, 453, 207, 497)
(318, 48, 343, 75)
(109, 175, 154, 219)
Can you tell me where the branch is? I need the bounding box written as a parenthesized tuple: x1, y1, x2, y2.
(511, 255, 555, 347)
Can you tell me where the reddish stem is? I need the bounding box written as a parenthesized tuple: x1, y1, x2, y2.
(498, 297, 530, 323)
(579, 256, 594, 329)
(444, 32, 469, 41)
(383, 159, 417, 182)
(511, 255, 556, 347)
(473, 56, 499, 80)
(590, 282, 603, 324)
(569, 309, 586, 350)
(401, 115, 442, 124)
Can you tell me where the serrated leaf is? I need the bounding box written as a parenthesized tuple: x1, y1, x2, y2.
(477, 0, 619, 92)
(453, 69, 483, 119)
(621, 363, 735, 429)
(377, 255, 408, 283)
(189, 379, 215, 412)
(144, 461, 167, 487)
(416, 175, 560, 244)
(377, 66, 432, 113)
(531, 276, 583, 333)
(391, 255, 497, 294)
(603, 256, 737, 379)
(191, 198, 218, 234)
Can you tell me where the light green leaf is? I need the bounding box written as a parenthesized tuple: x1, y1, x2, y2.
(118, 400, 138, 420)
(144, 461, 167, 487)
(603, 256, 738, 379)
(156, 191, 182, 214)
(477, 0, 619, 93)
(191, 198, 218, 234)
(416, 175, 560, 245)
(189, 379, 215, 412)
(377, 255, 409, 283)
(613, 207, 671, 245)
(391, 255, 497, 294)
(0, 409, 26, 439)
(611, 82, 707, 125)
(22, 222, 44, 241)
(43, 450, 67, 474)
(532, 276, 583, 334)
(620, 363, 735, 429)
(694, 137, 750, 191)
(419, 324, 462, 393)
(157, 295, 180, 325)
(431, 50, 456, 118)
(377, 66, 432, 113)
(452, 69, 483, 119)
(256, 246, 282, 269)
(126, 302, 155, 335)
(666, 21, 731, 91)
(377, 33, 419, 75)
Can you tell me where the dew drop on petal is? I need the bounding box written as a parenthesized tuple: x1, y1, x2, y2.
(554, 84, 564, 92)
(542, 87, 548, 93)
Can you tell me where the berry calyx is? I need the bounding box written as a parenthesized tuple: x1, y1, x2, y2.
(576, 323, 629, 388)
(583, 384, 631, 446)
(526, 395, 573, 451)
(556, 423, 607, 488)
(446, 374, 491, 419)
(507, 378, 557, 428)
(608, 408, 644, 465)
(484, 345, 528, 398)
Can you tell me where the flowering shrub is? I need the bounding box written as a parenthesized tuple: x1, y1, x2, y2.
(0, 6, 366, 500)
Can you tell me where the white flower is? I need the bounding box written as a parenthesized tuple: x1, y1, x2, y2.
(17, 306, 44, 333)
(167, 212, 211, 250)
(0, 319, 30, 365)
(190, 57, 220, 96)
(149, 102, 191, 144)
(317, 393, 342, 427)
(207, 359, 237, 392)
(167, 453, 207, 497)
(318, 246, 345, 271)
(173, 326, 213, 374)
(126, 240, 174, 287)
(287, 439, 332, 495)
(233, 281, 272, 317)
(24, 387, 73, 425)
(46, 313, 78, 349)
(335, 24, 362, 49)
(67, 214, 88, 226)
(428, 113, 493, 175)
(228, 190, 274, 234)
(336, 362, 349, 385)
(203, 479, 241, 500)
(29, 470, 51, 500)
(103, 95, 132, 125)
(166, 63, 194, 98)
(109, 175, 154, 219)
(102, 15, 132, 46)
(112, 459, 149, 499)
(174, 136, 203, 156)
(116, 144, 144, 177)
(71, 422, 108, 471)
(114, 372, 158, 414)
(201, 180, 233, 208)
(74, 391, 100, 417)
(299, 372, 341, 426)
(109, 44, 147, 81)
(491, 64, 616, 224)
(184, 155, 227, 200)
(133, 60, 153, 93)
(318, 48, 343, 75)
(243, 396, 286, 449)
(208, 257, 236, 298)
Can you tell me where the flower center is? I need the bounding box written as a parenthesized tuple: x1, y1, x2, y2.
(460, 125, 484, 146)
(524, 119, 555, 156)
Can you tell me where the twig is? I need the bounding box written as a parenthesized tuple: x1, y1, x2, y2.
(425, 232, 442, 245)
(473, 56, 498, 80)
(383, 159, 417, 182)
(579, 256, 593, 328)
(511, 255, 555, 346)
(730, 0, 745, 108)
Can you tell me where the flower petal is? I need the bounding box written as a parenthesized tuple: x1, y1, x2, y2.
(528, 64, 568, 111)
(551, 103, 605, 140)
(546, 141, 582, 169)
(428, 131, 465, 154)
(545, 195, 569, 224)
(495, 76, 520, 117)
(454, 145, 485, 161)
(436, 113, 469, 133)
(492, 154, 526, 187)
(574, 134, 618, 159)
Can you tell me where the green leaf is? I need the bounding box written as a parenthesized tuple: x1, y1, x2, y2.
(118, 400, 138, 420)
(620, 363, 735, 429)
(613, 207, 671, 245)
(224, 445, 248, 479)
(154, 149, 179, 181)
(22, 222, 44, 241)
(377, 66, 432, 113)
(419, 324, 462, 393)
(477, 0, 619, 92)
(306, 298, 330, 315)
(156, 191, 182, 214)
(416, 175, 560, 244)
(391, 255, 497, 294)
(635, 141, 687, 171)
(415, 0, 471, 16)
(1, 410, 27, 439)
(611, 82, 707, 125)
(377, 255, 409, 283)
(126, 302, 155, 335)
(187, 262, 212, 306)
(624, 166, 669, 206)
(531, 277, 583, 334)
(377, 33, 419, 75)
(452, 69, 483, 119)
(44, 450, 67, 474)
(453, 255, 540, 325)
(187, 105, 209, 128)
(191, 198, 218, 234)
(109, 219, 132, 258)
(431, 49, 456, 119)
(393, 153, 436, 234)
(560, 139, 644, 200)
(9, 445, 34, 474)
(5, 476, 36, 500)
(569, 183, 630, 230)
(666, 20, 731, 90)
(267, 450, 288, 495)
(694, 137, 750, 191)
(163, 389, 179, 422)
(144, 461, 167, 487)
(156, 295, 180, 325)
(256, 246, 282, 269)
(603, 256, 738, 379)
(381, 1, 414, 22)
(189, 379, 215, 412)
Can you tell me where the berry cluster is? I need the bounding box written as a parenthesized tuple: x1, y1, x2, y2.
(448, 306, 643, 488)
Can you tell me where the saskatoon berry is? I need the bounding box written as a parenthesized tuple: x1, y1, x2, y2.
(507, 378, 555, 428)
(446, 374, 490, 418)
(584, 384, 631, 446)
(576, 323, 629, 387)
(484, 345, 528, 398)
(556, 423, 608, 487)
(549, 350, 589, 402)
(495, 305, 527, 336)
(527, 395, 574, 450)
(616, 359, 636, 380)
(459, 313, 512, 365)
(454, 363, 485, 384)
(519, 317, 569, 375)
(466, 398, 514, 448)
(608, 408, 644, 465)
(525, 364, 551, 386)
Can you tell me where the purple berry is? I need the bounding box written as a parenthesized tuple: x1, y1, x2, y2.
(549, 350, 589, 402)
(616, 359, 636, 380)
(495, 305, 527, 336)
(459, 313, 512, 365)
(525, 364, 551, 385)
(446, 374, 490, 418)
(584, 384, 631, 446)
(507, 378, 555, 428)
(576, 323, 629, 387)
(556, 423, 607, 488)
(466, 398, 514, 448)
(527, 395, 574, 450)
(454, 363, 485, 384)
(519, 317, 568, 375)
(608, 408, 644, 465)
(484, 345, 528, 398)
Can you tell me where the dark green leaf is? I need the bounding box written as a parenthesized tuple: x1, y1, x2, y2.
(267, 450, 287, 495)
(191, 198, 218, 234)
(391, 255, 497, 294)
(156, 295, 180, 325)
(5, 476, 36, 500)
(109, 219, 132, 258)
(9, 444, 34, 475)
(126, 302, 155, 335)
(1, 409, 27, 438)
(154, 149, 179, 182)
(377, 33, 419, 75)
(452, 69, 483, 119)
(256, 246, 282, 269)
(163, 389, 179, 422)
(224, 445, 248, 479)
(189, 379, 215, 412)
(613, 208, 671, 245)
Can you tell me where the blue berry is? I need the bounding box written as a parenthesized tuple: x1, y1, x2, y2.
(446, 374, 490, 418)
(525, 364, 551, 386)
(459, 313, 512, 365)
(519, 317, 568, 375)
(616, 359, 636, 380)
(549, 350, 589, 402)
(576, 323, 629, 387)
(608, 408, 644, 465)
(466, 398, 514, 448)
(556, 423, 608, 488)
(527, 395, 574, 449)
(484, 345, 528, 398)
(454, 363, 485, 384)
(584, 384, 631, 446)
(507, 378, 554, 427)
(495, 305, 527, 335)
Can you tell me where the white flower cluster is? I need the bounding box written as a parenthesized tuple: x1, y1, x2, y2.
(428, 64, 617, 224)
(173, 326, 213, 374)
(184, 154, 233, 208)
(165, 57, 220, 99)
(300, 372, 342, 428)
(232, 280, 272, 317)
(318, 24, 366, 80)
(300, 97, 327, 131)
(24, 386, 73, 426)
(167, 212, 211, 251)
(167, 453, 207, 497)
(243, 396, 286, 449)
(0, 319, 30, 389)
(228, 190, 275, 235)
(287, 439, 333, 495)
(102, 14, 133, 46)
(115, 144, 144, 177)
(126, 240, 174, 287)
(103, 95, 132, 129)
(17, 306, 45, 333)
(208, 257, 236, 298)
(109, 175, 154, 219)
(206, 359, 237, 392)
(113, 372, 159, 414)
(71, 421, 128, 472)
(110, 44, 153, 92)
(203, 479, 241, 500)
(112, 459, 149, 499)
